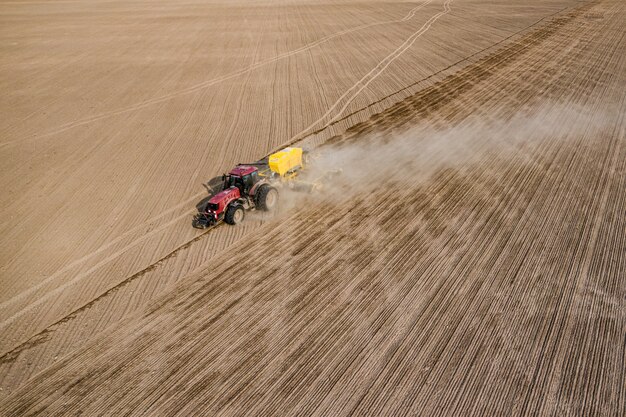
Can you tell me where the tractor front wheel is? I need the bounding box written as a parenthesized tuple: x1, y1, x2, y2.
(225, 204, 245, 225)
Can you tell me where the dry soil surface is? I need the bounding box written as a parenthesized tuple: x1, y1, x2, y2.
(1, 0, 624, 416)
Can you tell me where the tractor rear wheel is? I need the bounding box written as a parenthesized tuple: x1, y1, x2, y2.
(255, 185, 279, 211)
(225, 204, 245, 225)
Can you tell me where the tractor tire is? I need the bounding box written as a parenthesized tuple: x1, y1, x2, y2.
(255, 185, 279, 211)
(225, 204, 245, 225)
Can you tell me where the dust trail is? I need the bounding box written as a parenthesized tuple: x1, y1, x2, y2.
(277, 102, 614, 216)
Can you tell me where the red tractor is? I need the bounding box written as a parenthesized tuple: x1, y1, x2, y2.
(193, 165, 278, 228)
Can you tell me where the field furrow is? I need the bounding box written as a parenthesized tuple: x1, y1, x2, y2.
(1, 0, 623, 415)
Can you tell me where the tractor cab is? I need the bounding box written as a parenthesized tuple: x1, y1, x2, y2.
(223, 165, 259, 196)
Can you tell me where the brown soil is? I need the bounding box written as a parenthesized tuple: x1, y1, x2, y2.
(1, 0, 624, 415)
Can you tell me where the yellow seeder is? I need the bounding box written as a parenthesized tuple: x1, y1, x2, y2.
(266, 146, 340, 191)
(268, 147, 305, 179)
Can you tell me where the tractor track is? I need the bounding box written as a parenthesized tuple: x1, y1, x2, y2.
(292, 2, 574, 146)
(322, 5, 590, 145)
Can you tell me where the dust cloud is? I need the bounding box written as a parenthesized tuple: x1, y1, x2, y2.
(276, 101, 614, 213)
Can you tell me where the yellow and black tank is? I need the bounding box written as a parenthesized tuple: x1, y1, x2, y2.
(268, 147, 304, 177)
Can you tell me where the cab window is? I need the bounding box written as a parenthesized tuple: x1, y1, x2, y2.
(243, 174, 254, 187)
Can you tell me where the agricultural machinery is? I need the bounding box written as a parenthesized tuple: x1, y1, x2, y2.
(193, 147, 332, 228)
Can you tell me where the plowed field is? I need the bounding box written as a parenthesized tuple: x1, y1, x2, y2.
(1, 0, 624, 415)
